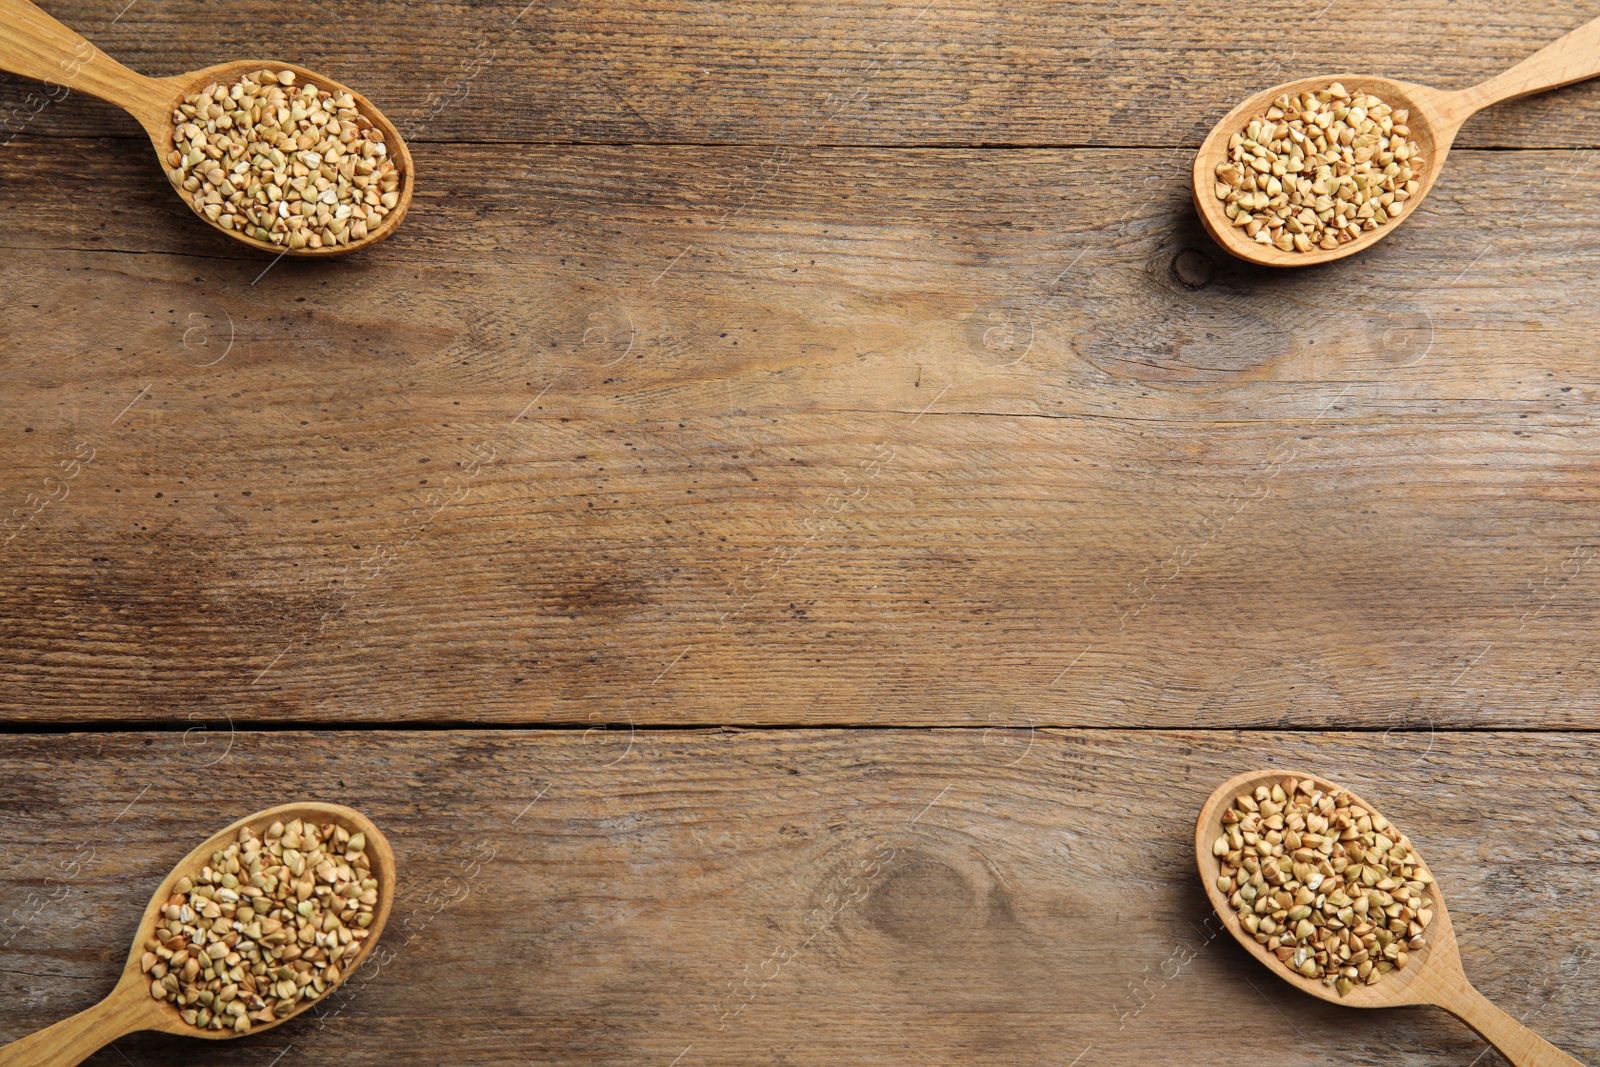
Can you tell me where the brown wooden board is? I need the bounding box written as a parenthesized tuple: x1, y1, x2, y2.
(4, 1, 1599, 1061)
(7, 0, 1600, 149)
(0, 730, 1594, 1066)
(2, 141, 1599, 726)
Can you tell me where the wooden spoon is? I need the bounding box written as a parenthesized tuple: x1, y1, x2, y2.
(0, 0, 413, 255)
(0, 802, 395, 1067)
(1197, 770, 1585, 1066)
(1194, 14, 1600, 267)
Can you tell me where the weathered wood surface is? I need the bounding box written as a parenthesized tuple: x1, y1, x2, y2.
(7, 0, 1600, 149)
(3, 139, 1600, 726)
(4, 0, 1598, 1062)
(0, 730, 1594, 1067)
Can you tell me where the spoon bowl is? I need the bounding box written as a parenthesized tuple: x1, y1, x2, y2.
(1194, 13, 1600, 267)
(0, 0, 412, 255)
(0, 802, 394, 1067)
(145, 60, 413, 256)
(1192, 76, 1453, 268)
(1197, 770, 1584, 1066)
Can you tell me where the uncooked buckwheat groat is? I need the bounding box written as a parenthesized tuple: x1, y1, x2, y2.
(142, 817, 377, 1032)
(167, 69, 401, 249)
(1213, 82, 1424, 253)
(1213, 776, 1434, 997)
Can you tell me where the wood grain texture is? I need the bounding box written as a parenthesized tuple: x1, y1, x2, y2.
(3, 139, 1599, 726)
(0, 730, 1595, 1066)
(4, 2, 1597, 1063)
(12, 1, 1600, 151)
(9, 0, 1600, 150)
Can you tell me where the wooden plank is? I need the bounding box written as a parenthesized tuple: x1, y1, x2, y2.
(0, 729, 1594, 1065)
(2, 140, 1599, 726)
(5, 0, 1600, 149)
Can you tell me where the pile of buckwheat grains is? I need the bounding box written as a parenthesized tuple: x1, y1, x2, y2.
(167, 68, 400, 249)
(1212, 777, 1434, 997)
(142, 817, 378, 1032)
(1213, 82, 1424, 253)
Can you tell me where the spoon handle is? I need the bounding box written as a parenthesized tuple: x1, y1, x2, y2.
(1439, 980, 1587, 1067)
(0, 0, 168, 122)
(1457, 13, 1600, 116)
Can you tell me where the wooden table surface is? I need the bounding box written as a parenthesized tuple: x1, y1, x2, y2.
(3, 1, 1598, 1064)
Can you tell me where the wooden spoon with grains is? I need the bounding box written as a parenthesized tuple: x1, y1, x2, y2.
(1197, 770, 1585, 1066)
(1194, 13, 1600, 266)
(0, 0, 412, 255)
(0, 802, 394, 1067)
